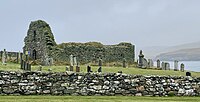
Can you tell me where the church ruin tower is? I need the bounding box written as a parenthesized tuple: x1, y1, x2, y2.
(23, 20, 56, 64)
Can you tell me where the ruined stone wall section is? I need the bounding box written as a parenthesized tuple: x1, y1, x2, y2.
(0, 71, 199, 96)
(55, 42, 135, 64)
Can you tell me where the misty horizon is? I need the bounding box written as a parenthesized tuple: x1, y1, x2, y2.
(1, 0, 200, 51)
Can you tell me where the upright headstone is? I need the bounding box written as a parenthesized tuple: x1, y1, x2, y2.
(157, 59, 160, 68)
(73, 56, 77, 66)
(70, 66, 74, 71)
(76, 66, 80, 72)
(98, 67, 102, 73)
(2, 49, 7, 65)
(161, 62, 165, 70)
(87, 65, 91, 73)
(180, 63, 185, 72)
(21, 60, 24, 69)
(98, 59, 102, 67)
(174, 60, 179, 71)
(143, 58, 148, 68)
(16, 52, 19, 63)
(70, 54, 74, 71)
(165, 63, 170, 70)
(138, 50, 144, 68)
(20, 53, 23, 69)
(186, 72, 191, 76)
(148, 59, 154, 68)
(70, 54, 74, 66)
(122, 58, 126, 68)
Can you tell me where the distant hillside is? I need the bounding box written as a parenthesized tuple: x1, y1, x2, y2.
(155, 48, 200, 61)
(139, 41, 200, 60)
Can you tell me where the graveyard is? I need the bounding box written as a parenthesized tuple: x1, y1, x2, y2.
(0, 20, 200, 99)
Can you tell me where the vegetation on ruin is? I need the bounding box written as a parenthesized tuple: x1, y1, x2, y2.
(0, 96, 199, 102)
(0, 62, 200, 77)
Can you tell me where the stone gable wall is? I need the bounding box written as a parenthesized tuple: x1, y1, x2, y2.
(0, 71, 199, 96)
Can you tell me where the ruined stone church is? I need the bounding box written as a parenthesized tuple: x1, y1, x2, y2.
(23, 20, 135, 65)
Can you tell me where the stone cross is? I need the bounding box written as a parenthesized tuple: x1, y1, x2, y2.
(180, 63, 185, 72)
(157, 59, 160, 68)
(174, 60, 179, 71)
(2, 49, 7, 65)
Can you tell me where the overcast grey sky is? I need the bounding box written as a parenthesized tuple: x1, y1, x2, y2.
(0, 0, 200, 51)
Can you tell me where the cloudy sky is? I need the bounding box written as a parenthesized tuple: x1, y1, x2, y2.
(0, 0, 200, 51)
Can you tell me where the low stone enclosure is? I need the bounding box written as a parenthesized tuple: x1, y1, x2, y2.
(0, 71, 200, 96)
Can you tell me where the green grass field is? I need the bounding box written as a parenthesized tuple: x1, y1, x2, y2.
(0, 96, 199, 102)
(0, 62, 200, 77)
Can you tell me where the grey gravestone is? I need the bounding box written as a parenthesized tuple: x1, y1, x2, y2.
(70, 54, 74, 71)
(87, 65, 92, 73)
(70, 54, 74, 66)
(21, 60, 24, 69)
(174, 60, 179, 71)
(142, 58, 148, 68)
(73, 56, 77, 66)
(161, 62, 165, 70)
(180, 63, 185, 72)
(157, 59, 160, 68)
(98, 59, 102, 67)
(2, 49, 7, 65)
(165, 63, 170, 70)
(70, 66, 73, 71)
(98, 67, 102, 72)
(76, 66, 80, 72)
(138, 50, 144, 68)
(16, 52, 19, 63)
(138, 50, 147, 68)
(148, 59, 154, 68)
(186, 72, 191, 76)
(123, 58, 126, 68)
(20, 53, 23, 69)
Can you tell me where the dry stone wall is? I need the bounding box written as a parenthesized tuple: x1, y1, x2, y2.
(0, 71, 200, 96)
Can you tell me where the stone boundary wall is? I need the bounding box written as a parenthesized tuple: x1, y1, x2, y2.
(0, 71, 199, 96)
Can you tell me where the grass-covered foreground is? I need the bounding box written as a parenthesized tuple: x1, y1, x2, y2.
(0, 62, 200, 77)
(0, 96, 199, 102)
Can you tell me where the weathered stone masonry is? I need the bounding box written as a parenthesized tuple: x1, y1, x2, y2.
(0, 71, 200, 96)
(23, 20, 135, 65)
